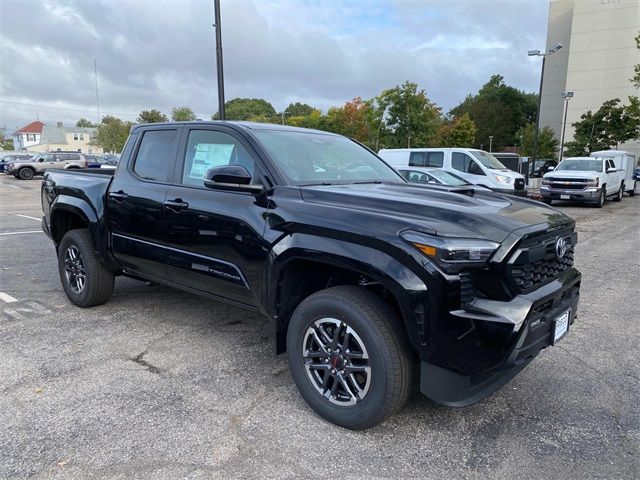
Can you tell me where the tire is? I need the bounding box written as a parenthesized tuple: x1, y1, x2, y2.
(542, 198, 552, 205)
(287, 285, 412, 430)
(17, 167, 34, 180)
(594, 188, 605, 208)
(613, 183, 623, 202)
(58, 229, 114, 307)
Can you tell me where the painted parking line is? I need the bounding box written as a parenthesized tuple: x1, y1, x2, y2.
(0, 230, 42, 236)
(0, 292, 18, 303)
(14, 214, 41, 221)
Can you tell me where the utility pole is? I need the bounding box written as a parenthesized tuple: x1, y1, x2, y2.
(94, 59, 100, 124)
(559, 91, 574, 162)
(213, 0, 225, 120)
(489, 135, 493, 153)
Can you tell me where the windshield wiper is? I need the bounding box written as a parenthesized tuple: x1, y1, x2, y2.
(351, 180, 383, 184)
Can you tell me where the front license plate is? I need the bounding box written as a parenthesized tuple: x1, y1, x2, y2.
(553, 310, 570, 343)
(560, 194, 570, 200)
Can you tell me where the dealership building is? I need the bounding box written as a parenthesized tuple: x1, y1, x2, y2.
(539, 0, 639, 159)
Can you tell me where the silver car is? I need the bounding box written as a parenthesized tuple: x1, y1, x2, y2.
(6, 152, 88, 180)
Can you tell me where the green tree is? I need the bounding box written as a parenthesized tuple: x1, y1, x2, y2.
(0, 127, 14, 150)
(432, 113, 477, 147)
(171, 106, 197, 121)
(214, 98, 277, 121)
(516, 123, 559, 159)
(284, 102, 315, 117)
(369, 81, 441, 149)
(94, 116, 133, 153)
(631, 31, 640, 88)
(450, 74, 537, 150)
(137, 109, 168, 123)
(564, 97, 640, 156)
(76, 118, 96, 128)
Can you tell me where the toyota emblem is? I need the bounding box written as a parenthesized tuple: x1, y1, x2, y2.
(555, 237, 567, 259)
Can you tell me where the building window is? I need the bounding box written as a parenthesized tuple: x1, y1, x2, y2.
(26, 134, 36, 142)
(79, 133, 84, 141)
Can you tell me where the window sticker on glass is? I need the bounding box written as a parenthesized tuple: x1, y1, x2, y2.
(189, 143, 234, 179)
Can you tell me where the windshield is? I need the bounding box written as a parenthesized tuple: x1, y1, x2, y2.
(253, 130, 404, 185)
(470, 150, 507, 170)
(427, 169, 469, 186)
(556, 159, 603, 172)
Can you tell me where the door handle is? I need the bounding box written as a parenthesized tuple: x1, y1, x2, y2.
(164, 199, 189, 212)
(109, 190, 129, 201)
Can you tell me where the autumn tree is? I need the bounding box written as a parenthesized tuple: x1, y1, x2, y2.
(137, 109, 168, 123)
(516, 123, 559, 159)
(76, 118, 96, 128)
(432, 113, 477, 147)
(94, 116, 133, 153)
(171, 106, 196, 121)
(564, 97, 640, 156)
(324, 97, 371, 143)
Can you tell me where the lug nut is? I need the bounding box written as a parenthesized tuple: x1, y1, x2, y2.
(331, 369, 336, 374)
(324, 358, 329, 363)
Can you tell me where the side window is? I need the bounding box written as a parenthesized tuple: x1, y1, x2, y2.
(42, 154, 55, 162)
(133, 129, 179, 182)
(425, 152, 444, 167)
(181, 130, 255, 187)
(452, 152, 484, 175)
(409, 152, 426, 167)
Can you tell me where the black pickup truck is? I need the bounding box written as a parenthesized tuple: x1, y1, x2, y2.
(41, 121, 581, 429)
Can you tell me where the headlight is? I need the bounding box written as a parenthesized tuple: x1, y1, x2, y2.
(586, 178, 599, 187)
(494, 174, 512, 184)
(401, 231, 499, 273)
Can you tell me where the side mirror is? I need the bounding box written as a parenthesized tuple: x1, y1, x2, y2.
(606, 168, 617, 173)
(203, 165, 264, 193)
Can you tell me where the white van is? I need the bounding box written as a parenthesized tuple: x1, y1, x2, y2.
(590, 150, 636, 197)
(378, 148, 527, 196)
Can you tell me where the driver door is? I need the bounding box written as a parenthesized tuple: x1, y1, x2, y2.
(451, 152, 485, 183)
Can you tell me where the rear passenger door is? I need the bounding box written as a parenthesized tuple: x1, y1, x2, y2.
(163, 126, 269, 307)
(108, 127, 181, 280)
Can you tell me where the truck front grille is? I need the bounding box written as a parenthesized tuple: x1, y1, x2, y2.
(506, 230, 576, 294)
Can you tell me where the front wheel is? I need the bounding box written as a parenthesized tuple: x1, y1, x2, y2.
(287, 286, 412, 430)
(613, 183, 623, 202)
(17, 167, 34, 180)
(58, 229, 114, 307)
(594, 188, 605, 208)
(542, 198, 552, 205)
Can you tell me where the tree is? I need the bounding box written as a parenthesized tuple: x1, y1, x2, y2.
(631, 31, 640, 88)
(564, 97, 640, 156)
(171, 106, 196, 121)
(369, 81, 441, 149)
(432, 113, 477, 147)
(0, 127, 14, 150)
(76, 118, 96, 128)
(137, 109, 168, 123)
(284, 102, 315, 117)
(213, 98, 276, 121)
(450, 74, 537, 150)
(93, 116, 133, 153)
(516, 123, 559, 159)
(324, 97, 371, 143)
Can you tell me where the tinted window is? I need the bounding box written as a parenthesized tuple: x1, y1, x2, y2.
(425, 152, 444, 167)
(133, 130, 178, 182)
(452, 152, 484, 175)
(409, 152, 426, 167)
(181, 130, 255, 187)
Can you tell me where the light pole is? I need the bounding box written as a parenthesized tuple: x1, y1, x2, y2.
(489, 135, 493, 153)
(213, 0, 225, 120)
(528, 43, 562, 163)
(559, 91, 574, 162)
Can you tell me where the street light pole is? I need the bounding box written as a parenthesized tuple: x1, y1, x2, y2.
(213, 0, 225, 120)
(528, 43, 562, 163)
(489, 135, 493, 153)
(559, 91, 574, 162)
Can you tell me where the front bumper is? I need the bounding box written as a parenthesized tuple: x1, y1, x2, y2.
(419, 267, 581, 406)
(492, 186, 527, 197)
(541, 186, 600, 203)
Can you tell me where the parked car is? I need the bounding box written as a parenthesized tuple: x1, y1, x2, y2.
(102, 154, 120, 165)
(0, 154, 33, 172)
(541, 156, 625, 207)
(42, 122, 581, 429)
(590, 150, 636, 197)
(530, 159, 558, 178)
(6, 151, 87, 179)
(379, 148, 527, 196)
(634, 166, 640, 180)
(84, 154, 107, 168)
(398, 166, 490, 190)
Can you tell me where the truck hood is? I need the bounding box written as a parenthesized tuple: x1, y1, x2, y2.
(298, 183, 572, 243)
(544, 170, 599, 180)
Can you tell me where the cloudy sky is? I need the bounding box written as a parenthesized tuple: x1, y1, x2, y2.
(0, 0, 549, 131)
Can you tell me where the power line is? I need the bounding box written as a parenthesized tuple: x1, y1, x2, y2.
(0, 99, 138, 118)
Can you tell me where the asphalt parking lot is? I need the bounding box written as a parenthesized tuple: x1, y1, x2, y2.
(0, 173, 638, 480)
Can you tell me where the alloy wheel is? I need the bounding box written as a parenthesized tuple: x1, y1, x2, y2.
(302, 318, 371, 406)
(64, 245, 86, 293)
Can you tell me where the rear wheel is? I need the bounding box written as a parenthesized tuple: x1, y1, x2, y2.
(58, 229, 114, 307)
(17, 167, 34, 180)
(287, 285, 412, 430)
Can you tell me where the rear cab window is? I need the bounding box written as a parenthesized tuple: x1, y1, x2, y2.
(133, 129, 179, 182)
